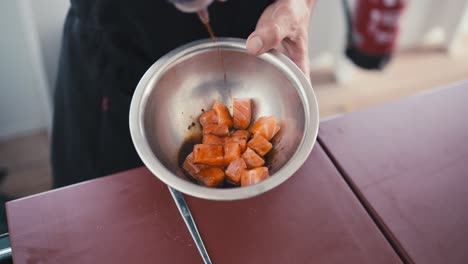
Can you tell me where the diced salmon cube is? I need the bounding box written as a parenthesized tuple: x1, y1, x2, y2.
(212, 101, 233, 128)
(202, 134, 224, 145)
(193, 144, 225, 166)
(203, 124, 229, 136)
(199, 109, 218, 126)
(233, 98, 252, 130)
(184, 152, 224, 187)
(225, 158, 247, 184)
(248, 134, 273, 156)
(249, 116, 279, 141)
(241, 167, 269, 187)
(242, 147, 265, 168)
(224, 137, 247, 153)
(237, 139, 247, 153)
(183, 152, 208, 176)
(225, 130, 250, 152)
(232, 130, 250, 140)
(223, 143, 241, 165)
(196, 167, 225, 187)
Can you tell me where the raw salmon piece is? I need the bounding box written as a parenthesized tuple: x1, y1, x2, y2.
(183, 152, 208, 176)
(212, 101, 233, 128)
(225, 130, 250, 152)
(242, 147, 265, 168)
(249, 116, 279, 141)
(203, 124, 229, 137)
(224, 136, 246, 153)
(199, 109, 218, 126)
(193, 144, 225, 166)
(196, 167, 225, 187)
(237, 139, 247, 153)
(223, 143, 241, 165)
(232, 130, 250, 140)
(225, 158, 247, 184)
(241, 167, 269, 187)
(202, 134, 224, 145)
(248, 134, 273, 156)
(233, 98, 252, 130)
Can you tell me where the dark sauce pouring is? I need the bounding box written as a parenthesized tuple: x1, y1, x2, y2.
(177, 10, 235, 188)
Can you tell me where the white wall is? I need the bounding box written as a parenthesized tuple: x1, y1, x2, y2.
(398, 0, 468, 49)
(0, 1, 50, 139)
(0, 0, 69, 139)
(27, 0, 70, 97)
(307, 0, 468, 81)
(463, 7, 468, 33)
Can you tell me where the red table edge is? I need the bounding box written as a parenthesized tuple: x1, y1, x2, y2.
(316, 80, 468, 264)
(6, 167, 147, 206)
(318, 137, 414, 264)
(5, 168, 149, 264)
(6, 142, 409, 263)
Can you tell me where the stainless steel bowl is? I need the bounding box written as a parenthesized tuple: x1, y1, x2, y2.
(130, 38, 319, 200)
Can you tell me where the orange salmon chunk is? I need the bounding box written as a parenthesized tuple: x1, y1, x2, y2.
(233, 98, 252, 130)
(212, 101, 233, 128)
(225, 158, 247, 184)
(197, 167, 225, 187)
(203, 124, 229, 137)
(242, 147, 265, 168)
(193, 144, 225, 166)
(199, 109, 218, 126)
(202, 134, 225, 145)
(241, 167, 269, 187)
(183, 152, 208, 176)
(249, 116, 279, 141)
(248, 134, 273, 156)
(225, 137, 247, 153)
(223, 143, 241, 165)
(232, 130, 250, 140)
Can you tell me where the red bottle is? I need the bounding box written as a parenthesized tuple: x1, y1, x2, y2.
(344, 0, 407, 70)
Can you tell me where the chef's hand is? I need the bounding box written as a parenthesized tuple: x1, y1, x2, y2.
(246, 0, 315, 76)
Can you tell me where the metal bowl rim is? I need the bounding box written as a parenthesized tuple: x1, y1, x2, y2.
(129, 38, 319, 200)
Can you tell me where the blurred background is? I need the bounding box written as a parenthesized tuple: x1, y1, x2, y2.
(0, 0, 468, 233)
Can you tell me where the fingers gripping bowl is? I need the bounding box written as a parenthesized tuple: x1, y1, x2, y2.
(129, 38, 319, 200)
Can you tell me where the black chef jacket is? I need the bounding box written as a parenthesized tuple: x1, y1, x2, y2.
(51, 0, 273, 187)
